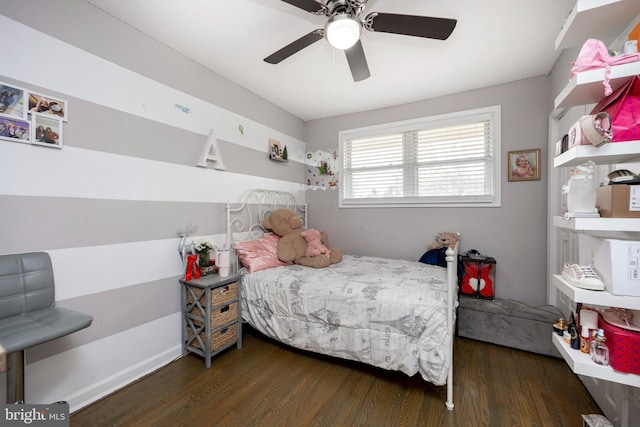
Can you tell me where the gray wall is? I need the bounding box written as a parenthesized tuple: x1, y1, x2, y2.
(304, 76, 552, 305)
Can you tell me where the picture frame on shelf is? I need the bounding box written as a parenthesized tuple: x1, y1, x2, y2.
(0, 82, 27, 120)
(31, 115, 63, 148)
(0, 116, 30, 144)
(269, 138, 287, 162)
(508, 149, 540, 182)
(28, 91, 68, 121)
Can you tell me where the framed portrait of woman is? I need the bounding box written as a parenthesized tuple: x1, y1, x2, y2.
(508, 149, 540, 182)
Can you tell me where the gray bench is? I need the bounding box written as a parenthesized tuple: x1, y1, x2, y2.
(0, 252, 93, 403)
(457, 297, 562, 358)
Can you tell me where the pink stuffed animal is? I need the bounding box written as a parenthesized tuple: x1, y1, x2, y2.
(300, 228, 331, 258)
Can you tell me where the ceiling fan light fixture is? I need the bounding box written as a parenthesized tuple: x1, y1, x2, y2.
(325, 13, 361, 50)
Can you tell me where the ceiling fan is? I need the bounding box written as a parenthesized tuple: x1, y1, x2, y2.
(264, 0, 457, 82)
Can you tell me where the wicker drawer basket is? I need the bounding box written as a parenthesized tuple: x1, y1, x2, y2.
(189, 301, 238, 328)
(187, 282, 237, 306)
(188, 323, 238, 352)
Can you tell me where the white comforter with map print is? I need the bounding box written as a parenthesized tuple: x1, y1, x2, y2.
(239, 255, 453, 385)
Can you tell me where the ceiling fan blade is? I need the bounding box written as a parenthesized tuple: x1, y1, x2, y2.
(365, 12, 457, 40)
(280, 0, 327, 14)
(264, 30, 324, 64)
(345, 40, 370, 82)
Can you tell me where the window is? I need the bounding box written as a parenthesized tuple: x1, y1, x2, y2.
(339, 105, 501, 208)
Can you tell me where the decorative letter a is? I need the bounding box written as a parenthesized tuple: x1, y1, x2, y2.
(196, 128, 226, 170)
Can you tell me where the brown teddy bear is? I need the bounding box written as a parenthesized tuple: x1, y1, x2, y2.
(428, 232, 460, 250)
(263, 208, 342, 268)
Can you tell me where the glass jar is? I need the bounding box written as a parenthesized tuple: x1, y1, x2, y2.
(197, 251, 210, 268)
(589, 329, 609, 366)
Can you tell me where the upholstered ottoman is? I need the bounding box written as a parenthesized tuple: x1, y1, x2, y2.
(457, 298, 562, 358)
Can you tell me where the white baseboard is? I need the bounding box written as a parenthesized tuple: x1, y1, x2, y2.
(68, 345, 182, 413)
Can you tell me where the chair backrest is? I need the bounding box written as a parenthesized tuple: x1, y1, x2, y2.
(0, 252, 55, 319)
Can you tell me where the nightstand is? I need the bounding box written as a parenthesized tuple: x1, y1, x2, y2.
(179, 273, 242, 368)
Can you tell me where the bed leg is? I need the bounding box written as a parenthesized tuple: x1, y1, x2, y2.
(446, 370, 454, 410)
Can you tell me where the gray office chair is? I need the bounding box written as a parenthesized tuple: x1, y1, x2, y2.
(0, 252, 93, 403)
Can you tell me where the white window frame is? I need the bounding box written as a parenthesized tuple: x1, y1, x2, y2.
(339, 105, 502, 208)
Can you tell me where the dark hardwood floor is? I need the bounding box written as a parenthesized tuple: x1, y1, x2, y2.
(71, 327, 602, 427)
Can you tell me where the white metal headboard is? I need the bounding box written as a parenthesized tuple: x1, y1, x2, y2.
(225, 189, 307, 247)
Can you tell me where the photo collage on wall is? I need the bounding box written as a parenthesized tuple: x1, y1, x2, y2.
(0, 81, 67, 149)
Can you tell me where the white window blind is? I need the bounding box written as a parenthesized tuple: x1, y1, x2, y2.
(340, 106, 501, 208)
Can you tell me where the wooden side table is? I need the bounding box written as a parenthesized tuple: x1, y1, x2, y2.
(179, 273, 242, 368)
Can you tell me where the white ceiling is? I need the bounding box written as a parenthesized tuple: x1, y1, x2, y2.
(84, 0, 575, 121)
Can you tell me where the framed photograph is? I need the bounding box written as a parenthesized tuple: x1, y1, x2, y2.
(508, 149, 540, 182)
(0, 82, 27, 120)
(0, 116, 30, 144)
(268, 138, 286, 162)
(31, 115, 63, 148)
(28, 91, 68, 121)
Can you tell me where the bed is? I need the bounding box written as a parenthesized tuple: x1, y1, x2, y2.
(226, 189, 459, 410)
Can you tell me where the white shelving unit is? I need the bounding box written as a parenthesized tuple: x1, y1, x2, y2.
(549, 1, 640, 420)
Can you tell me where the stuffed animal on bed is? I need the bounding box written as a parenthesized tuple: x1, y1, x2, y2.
(300, 228, 331, 258)
(428, 232, 460, 250)
(263, 208, 342, 268)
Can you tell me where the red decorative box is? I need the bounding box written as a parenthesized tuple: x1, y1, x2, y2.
(598, 313, 640, 375)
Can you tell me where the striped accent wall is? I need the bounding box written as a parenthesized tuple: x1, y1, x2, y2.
(0, 11, 305, 411)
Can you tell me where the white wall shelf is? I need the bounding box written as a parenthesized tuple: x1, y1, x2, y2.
(554, 62, 640, 109)
(553, 274, 640, 309)
(555, 0, 640, 51)
(553, 141, 640, 167)
(553, 215, 640, 232)
(552, 333, 640, 387)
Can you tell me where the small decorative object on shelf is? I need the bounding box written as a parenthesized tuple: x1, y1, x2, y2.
(216, 247, 231, 278)
(193, 240, 216, 268)
(269, 138, 287, 162)
(184, 254, 200, 282)
(177, 222, 198, 267)
(562, 161, 599, 217)
(590, 328, 609, 366)
(567, 312, 580, 350)
(200, 264, 217, 276)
